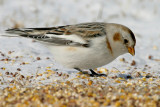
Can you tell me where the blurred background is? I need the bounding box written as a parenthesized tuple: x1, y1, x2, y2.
(0, 0, 160, 72)
(0, 0, 159, 28)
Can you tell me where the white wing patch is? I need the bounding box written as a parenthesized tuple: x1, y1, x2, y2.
(45, 34, 87, 44)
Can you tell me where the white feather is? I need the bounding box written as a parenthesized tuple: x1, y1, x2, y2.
(46, 34, 86, 44)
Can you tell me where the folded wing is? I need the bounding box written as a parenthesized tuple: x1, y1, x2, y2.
(5, 22, 106, 47)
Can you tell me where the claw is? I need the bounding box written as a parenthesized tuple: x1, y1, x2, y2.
(89, 69, 107, 77)
(75, 68, 107, 77)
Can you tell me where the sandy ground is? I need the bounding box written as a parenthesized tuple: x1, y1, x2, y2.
(0, 0, 160, 106)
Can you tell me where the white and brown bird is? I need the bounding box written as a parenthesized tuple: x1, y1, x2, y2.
(4, 22, 136, 77)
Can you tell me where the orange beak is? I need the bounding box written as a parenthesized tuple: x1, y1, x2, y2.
(128, 47, 135, 56)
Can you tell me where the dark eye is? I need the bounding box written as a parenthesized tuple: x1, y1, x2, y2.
(124, 39, 128, 44)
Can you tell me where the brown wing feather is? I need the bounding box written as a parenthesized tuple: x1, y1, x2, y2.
(64, 22, 106, 37)
(7, 22, 106, 38)
(5, 22, 107, 47)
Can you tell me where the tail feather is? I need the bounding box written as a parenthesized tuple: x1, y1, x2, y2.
(0, 29, 26, 37)
(3, 28, 41, 38)
(3, 26, 65, 37)
(5, 28, 31, 35)
(3, 28, 54, 39)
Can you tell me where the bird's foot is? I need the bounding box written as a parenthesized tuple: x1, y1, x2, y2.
(75, 68, 107, 77)
(89, 69, 107, 77)
(75, 68, 90, 75)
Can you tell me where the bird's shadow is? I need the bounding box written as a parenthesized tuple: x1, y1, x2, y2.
(117, 74, 133, 79)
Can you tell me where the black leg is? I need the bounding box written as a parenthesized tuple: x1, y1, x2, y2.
(89, 69, 107, 77)
(74, 68, 83, 72)
(74, 68, 89, 74)
(74, 68, 107, 77)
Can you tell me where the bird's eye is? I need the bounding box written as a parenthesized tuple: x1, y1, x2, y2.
(124, 39, 128, 44)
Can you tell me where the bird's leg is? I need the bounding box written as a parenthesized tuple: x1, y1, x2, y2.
(74, 68, 83, 72)
(89, 69, 107, 77)
(74, 68, 89, 74)
(74, 68, 107, 77)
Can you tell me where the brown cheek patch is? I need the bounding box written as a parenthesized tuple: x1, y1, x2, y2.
(106, 38, 113, 55)
(113, 32, 121, 41)
(66, 47, 77, 51)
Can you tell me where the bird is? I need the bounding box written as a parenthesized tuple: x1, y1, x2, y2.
(4, 22, 136, 77)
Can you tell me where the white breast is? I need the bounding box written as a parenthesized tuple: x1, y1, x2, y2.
(47, 36, 116, 69)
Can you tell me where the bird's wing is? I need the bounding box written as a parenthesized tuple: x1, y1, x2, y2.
(5, 22, 106, 47)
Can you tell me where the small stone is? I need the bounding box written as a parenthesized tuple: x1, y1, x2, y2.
(131, 60, 136, 66)
(5, 72, 9, 75)
(1, 67, 5, 70)
(15, 72, 18, 75)
(37, 57, 41, 60)
(5, 58, 9, 61)
(111, 76, 118, 79)
(88, 80, 93, 85)
(1, 59, 4, 61)
(17, 68, 21, 71)
(1, 53, 4, 56)
(21, 75, 25, 78)
(146, 73, 152, 78)
(46, 57, 50, 59)
(135, 72, 141, 77)
(58, 73, 62, 76)
(13, 72, 18, 77)
(8, 51, 12, 54)
(10, 80, 14, 83)
(22, 62, 25, 65)
(119, 58, 125, 62)
(148, 55, 153, 59)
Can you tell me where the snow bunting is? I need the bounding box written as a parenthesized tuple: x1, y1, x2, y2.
(5, 22, 136, 76)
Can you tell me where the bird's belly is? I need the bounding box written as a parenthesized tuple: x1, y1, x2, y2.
(48, 46, 115, 69)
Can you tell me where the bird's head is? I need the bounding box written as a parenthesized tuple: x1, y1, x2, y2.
(106, 23, 136, 57)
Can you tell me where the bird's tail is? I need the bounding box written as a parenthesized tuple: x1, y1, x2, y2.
(6, 28, 27, 35)
(1, 28, 30, 37)
(1, 27, 54, 38)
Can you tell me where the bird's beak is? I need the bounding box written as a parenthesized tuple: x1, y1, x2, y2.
(128, 47, 135, 56)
